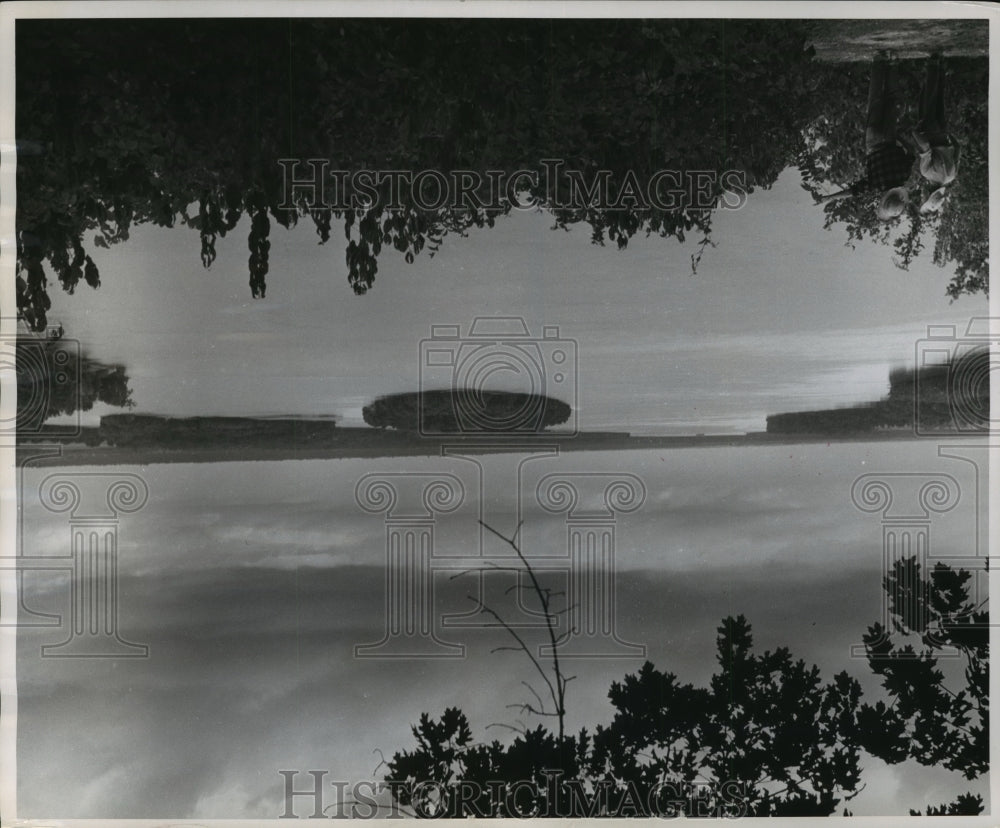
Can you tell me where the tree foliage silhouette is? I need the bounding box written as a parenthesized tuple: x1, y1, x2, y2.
(362, 390, 572, 433)
(909, 791, 984, 817)
(593, 616, 865, 817)
(386, 617, 865, 817)
(384, 553, 987, 817)
(16, 19, 828, 330)
(858, 557, 988, 780)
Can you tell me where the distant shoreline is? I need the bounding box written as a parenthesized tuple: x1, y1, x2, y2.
(13, 428, 955, 467)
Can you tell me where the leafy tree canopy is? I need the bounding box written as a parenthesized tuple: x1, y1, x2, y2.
(858, 557, 988, 780)
(17, 19, 829, 330)
(386, 616, 865, 817)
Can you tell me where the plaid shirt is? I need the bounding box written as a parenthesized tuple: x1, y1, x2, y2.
(850, 142, 914, 194)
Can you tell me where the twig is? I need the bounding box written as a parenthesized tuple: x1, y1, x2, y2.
(844, 782, 867, 801)
(448, 561, 508, 581)
(487, 721, 528, 736)
(522, 680, 546, 713)
(480, 520, 568, 740)
(472, 596, 558, 710)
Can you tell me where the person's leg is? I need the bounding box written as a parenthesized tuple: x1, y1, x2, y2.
(866, 52, 898, 152)
(919, 54, 948, 145)
(918, 58, 932, 125)
(882, 58, 900, 140)
(930, 54, 945, 128)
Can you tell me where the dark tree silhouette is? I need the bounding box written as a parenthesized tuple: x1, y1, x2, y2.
(15, 326, 134, 433)
(858, 556, 988, 780)
(385, 616, 865, 817)
(363, 390, 572, 433)
(589, 616, 865, 817)
(16, 22, 988, 332)
(15, 19, 827, 330)
(383, 549, 987, 817)
(909, 792, 984, 816)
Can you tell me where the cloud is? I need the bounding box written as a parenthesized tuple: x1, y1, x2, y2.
(14, 439, 985, 818)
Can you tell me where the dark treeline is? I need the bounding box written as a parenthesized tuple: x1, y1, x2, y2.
(45, 413, 341, 448)
(767, 346, 989, 435)
(22, 387, 573, 447)
(363, 389, 572, 433)
(16, 19, 987, 332)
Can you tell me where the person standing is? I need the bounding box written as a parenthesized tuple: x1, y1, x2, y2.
(912, 52, 960, 213)
(818, 51, 914, 221)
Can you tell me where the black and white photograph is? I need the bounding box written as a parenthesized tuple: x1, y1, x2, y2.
(0, 2, 995, 822)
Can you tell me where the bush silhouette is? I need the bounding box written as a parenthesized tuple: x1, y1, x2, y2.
(362, 390, 571, 433)
(383, 553, 987, 818)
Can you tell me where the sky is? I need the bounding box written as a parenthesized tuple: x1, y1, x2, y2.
(16, 148, 993, 820)
(41, 166, 988, 434)
(15, 440, 990, 818)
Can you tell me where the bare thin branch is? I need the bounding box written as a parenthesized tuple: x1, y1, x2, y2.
(486, 721, 527, 736)
(522, 680, 545, 712)
(448, 561, 509, 581)
(506, 702, 558, 718)
(472, 595, 558, 710)
(479, 520, 568, 740)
